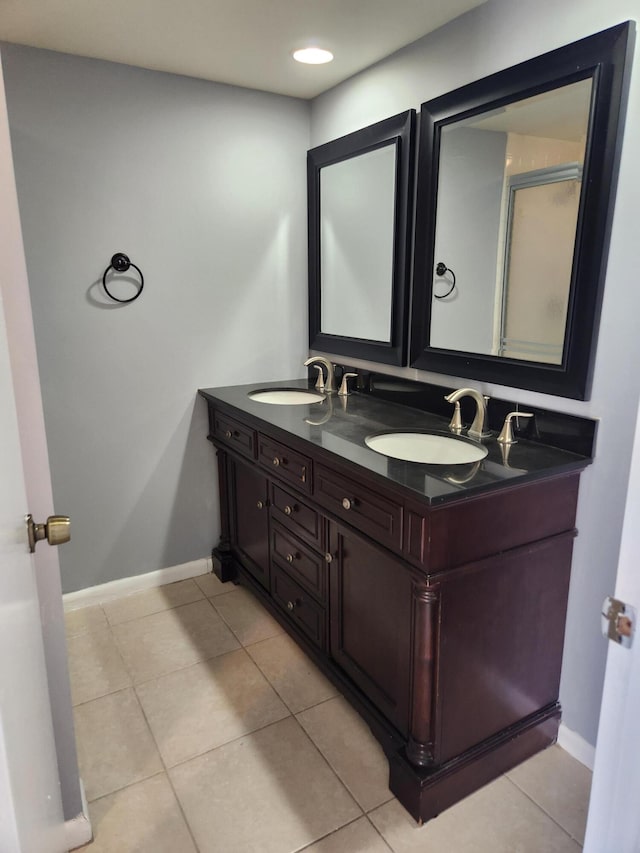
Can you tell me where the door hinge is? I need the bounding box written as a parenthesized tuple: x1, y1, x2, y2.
(601, 596, 635, 648)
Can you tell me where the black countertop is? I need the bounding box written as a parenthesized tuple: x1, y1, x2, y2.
(199, 379, 592, 506)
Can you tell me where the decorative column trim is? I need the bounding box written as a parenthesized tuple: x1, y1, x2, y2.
(407, 581, 440, 766)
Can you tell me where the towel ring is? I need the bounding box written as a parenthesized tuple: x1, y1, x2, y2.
(102, 253, 144, 303)
(434, 261, 456, 299)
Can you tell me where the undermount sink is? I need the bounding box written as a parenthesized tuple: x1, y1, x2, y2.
(364, 431, 488, 465)
(248, 388, 325, 405)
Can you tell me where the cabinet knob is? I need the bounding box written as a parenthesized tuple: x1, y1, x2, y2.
(287, 600, 295, 611)
(272, 457, 280, 467)
(256, 500, 264, 510)
(283, 505, 293, 515)
(286, 553, 296, 563)
(224, 430, 232, 439)
(324, 552, 333, 564)
(342, 497, 354, 510)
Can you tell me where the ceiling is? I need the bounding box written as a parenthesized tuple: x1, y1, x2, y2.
(0, 0, 487, 99)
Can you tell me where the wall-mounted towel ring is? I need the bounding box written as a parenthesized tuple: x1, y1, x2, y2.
(102, 253, 144, 303)
(434, 261, 456, 299)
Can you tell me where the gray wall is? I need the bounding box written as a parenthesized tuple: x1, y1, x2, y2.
(431, 127, 506, 353)
(310, 0, 640, 748)
(1, 45, 309, 593)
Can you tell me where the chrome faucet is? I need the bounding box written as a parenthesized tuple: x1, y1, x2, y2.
(444, 388, 490, 440)
(304, 356, 336, 394)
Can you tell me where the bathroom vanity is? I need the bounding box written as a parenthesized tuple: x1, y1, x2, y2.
(199, 378, 593, 823)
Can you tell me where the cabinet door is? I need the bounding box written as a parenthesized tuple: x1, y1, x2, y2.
(230, 458, 270, 589)
(329, 523, 413, 734)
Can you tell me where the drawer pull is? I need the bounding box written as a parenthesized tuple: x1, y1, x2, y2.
(324, 552, 333, 564)
(286, 553, 298, 563)
(287, 600, 296, 611)
(256, 500, 265, 510)
(301, 466, 307, 483)
(224, 429, 232, 439)
(342, 497, 355, 511)
(273, 456, 280, 467)
(284, 505, 293, 515)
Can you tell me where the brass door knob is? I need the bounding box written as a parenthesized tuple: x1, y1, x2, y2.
(26, 514, 70, 553)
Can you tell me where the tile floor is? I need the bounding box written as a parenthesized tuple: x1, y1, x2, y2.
(66, 573, 592, 852)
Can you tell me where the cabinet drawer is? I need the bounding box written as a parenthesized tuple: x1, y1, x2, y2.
(213, 412, 256, 459)
(258, 434, 312, 493)
(271, 483, 322, 548)
(272, 566, 326, 649)
(315, 464, 402, 552)
(271, 522, 326, 602)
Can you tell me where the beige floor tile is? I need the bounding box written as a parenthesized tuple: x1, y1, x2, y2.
(194, 571, 233, 597)
(112, 599, 240, 683)
(247, 633, 339, 713)
(136, 649, 290, 766)
(76, 774, 196, 853)
(64, 604, 108, 638)
(67, 626, 131, 705)
(303, 817, 391, 852)
(297, 696, 392, 812)
(212, 586, 284, 646)
(507, 745, 592, 843)
(369, 777, 581, 853)
(103, 579, 204, 625)
(74, 688, 163, 801)
(170, 716, 361, 853)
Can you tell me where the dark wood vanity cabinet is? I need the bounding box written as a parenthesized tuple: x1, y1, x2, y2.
(329, 522, 413, 735)
(206, 401, 583, 824)
(228, 458, 270, 590)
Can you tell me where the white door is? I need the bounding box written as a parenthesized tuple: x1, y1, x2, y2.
(0, 60, 67, 853)
(583, 399, 640, 852)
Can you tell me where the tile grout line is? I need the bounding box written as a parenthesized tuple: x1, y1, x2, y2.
(244, 643, 341, 717)
(294, 813, 395, 853)
(131, 671, 203, 853)
(291, 710, 390, 818)
(503, 774, 585, 846)
(68, 592, 204, 850)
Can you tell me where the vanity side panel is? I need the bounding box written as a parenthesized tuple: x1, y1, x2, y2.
(411, 473, 580, 571)
(435, 531, 574, 763)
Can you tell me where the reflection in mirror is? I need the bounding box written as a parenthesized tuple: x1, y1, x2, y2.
(308, 110, 415, 366)
(430, 80, 591, 364)
(410, 22, 633, 399)
(320, 144, 396, 341)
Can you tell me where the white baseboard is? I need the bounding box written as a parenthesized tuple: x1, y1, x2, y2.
(65, 779, 92, 850)
(63, 557, 213, 611)
(557, 722, 596, 770)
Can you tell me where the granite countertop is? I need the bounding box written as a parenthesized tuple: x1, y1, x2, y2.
(199, 379, 592, 505)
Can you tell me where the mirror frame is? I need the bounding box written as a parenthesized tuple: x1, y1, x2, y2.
(410, 23, 633, 399)
(308, 110, 415, 366)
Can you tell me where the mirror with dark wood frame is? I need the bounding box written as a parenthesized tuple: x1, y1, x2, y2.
(410, 22, 633, 399)
(308, 110, 415, 366)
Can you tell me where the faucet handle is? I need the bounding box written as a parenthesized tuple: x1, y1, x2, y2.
(497, 411, 534, 445)
(338, 372, 357, 397)
(312, 365, 325, 392)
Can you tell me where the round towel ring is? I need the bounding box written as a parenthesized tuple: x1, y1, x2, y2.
(102, 253, 144, 303)
(434, 261, 456, 299)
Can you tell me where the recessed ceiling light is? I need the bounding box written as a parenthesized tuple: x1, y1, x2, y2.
(293, 47, 334, 65)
